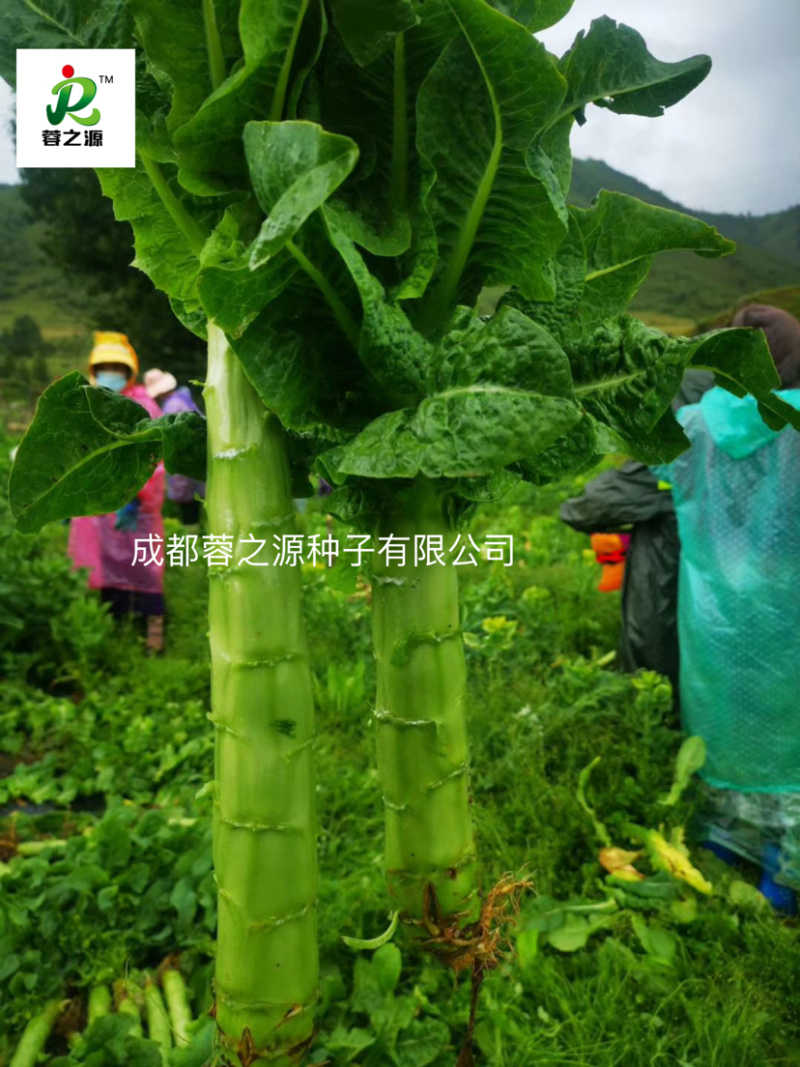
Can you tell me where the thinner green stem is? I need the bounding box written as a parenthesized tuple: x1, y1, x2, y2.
(140, 154, 207, 257)
(286, 239, 360, 349)
(202, 0, 226, 92)
(270, 0, 311, 121)
(390, 33, 408, 212)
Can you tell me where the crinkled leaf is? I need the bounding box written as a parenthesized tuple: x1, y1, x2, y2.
(9, 374, 161, 533)
(328, 0, 419, 66)
(173, 0, 321, 195)
(244, 121, 359, 265)
(689, 328, 800, 433)
(160, 411, 207, 481)
(508, 193, 736, 340)
(129, 0, 241, 132)
(565, 317, 798, 468)
(416, 0, 567, 322)
(487, 0, 574, 32)
(557, 17, 710, 123)
(334, 307, 580, 479)
(0, 0, 133, 87)
(328, 222, 432, 396)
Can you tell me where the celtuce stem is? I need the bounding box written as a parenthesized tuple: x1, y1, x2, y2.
(9, 1000, 64, 1067)
(87, 984, 111, 1026)
(371, 478, 478, 928)
(145, 980, 172, 1058)
(204, 323, 318, 1064)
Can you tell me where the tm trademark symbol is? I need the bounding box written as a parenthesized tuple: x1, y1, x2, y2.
(99, 74, 114, 84)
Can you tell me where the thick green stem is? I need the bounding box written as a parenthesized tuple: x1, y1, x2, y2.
(204, 323, 318, 1064)
(371, 479, 478, 924)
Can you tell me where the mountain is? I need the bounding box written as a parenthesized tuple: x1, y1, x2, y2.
(570, 159, 800, 322)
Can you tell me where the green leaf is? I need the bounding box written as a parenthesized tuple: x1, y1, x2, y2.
(416, 0, 567, 322)
(557, 317, 797, 467)
(328, 0, 419, 66)
(573, 193, 734, 324)
(487, 0, 574, 32)
(160, 411, 207, 482)
(173, 0, 321, 195)
(333, 307, 580, 479)
(325, 1026, 377, 1061)
(129, 0, 241, 133)
(660, 736, 706, 807)
(9, 374, 162, 533)
(557, 17, 711, 122)
(328, 222, 432, 396)
(8, 374, 203, 533)
(228, 217, 370, 431)
(631, 915, 678, 967)
(0, 0, 133, 88)
(197, 211, 298, 338)
(508, 193, 736, 339)
(96, 158, 211, 308)
(545, 913, 597, 952)
(244, 121, 359, 265)
(372, 942, 402, 994)
(690, 328, 800, 433)
(343, 911, 400, 951)
(392, 1018, 450, 1067)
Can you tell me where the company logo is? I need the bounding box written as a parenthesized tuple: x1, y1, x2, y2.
(47, 64, 100, 126)
(17, 48, 135, 168)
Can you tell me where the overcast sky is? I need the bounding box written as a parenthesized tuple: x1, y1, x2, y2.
(1, 0, 798, 215)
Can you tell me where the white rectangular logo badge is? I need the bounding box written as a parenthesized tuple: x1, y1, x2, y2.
(16, 49, 136, 168)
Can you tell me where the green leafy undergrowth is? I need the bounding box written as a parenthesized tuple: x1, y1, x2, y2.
(3, 480, 800, 1063)
(0, 805, 215, 1041)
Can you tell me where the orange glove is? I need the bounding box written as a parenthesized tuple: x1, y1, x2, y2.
(590, 533, 630, 592)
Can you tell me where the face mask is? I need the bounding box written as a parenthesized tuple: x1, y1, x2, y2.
(95, 371, 129, 393)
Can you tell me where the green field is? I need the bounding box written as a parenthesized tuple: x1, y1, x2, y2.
(2, 427, 799, 1066)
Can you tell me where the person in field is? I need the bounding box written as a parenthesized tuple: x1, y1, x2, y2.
(68, 332, 166, 654)
(144, 368, 206, 528)
(658, 304, 800, 911)
(559, 369, 714, 705)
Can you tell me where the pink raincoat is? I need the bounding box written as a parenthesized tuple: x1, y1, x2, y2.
(68, 383, 165, 594)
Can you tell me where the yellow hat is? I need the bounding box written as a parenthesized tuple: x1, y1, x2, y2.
(89, 332, 139, 378)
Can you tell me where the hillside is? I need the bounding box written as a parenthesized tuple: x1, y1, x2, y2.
(1, 161, 799, 341)
(570, 159, 800, 320)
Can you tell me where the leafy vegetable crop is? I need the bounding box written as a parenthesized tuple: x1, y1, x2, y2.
(3, 1, 800, 1063)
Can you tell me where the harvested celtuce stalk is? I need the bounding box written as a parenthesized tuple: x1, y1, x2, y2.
(87, 984, 112, 1027)
(162, 968, 193, 1049)
(9, 999, 65, 1067)
(144, 979, 173, 1059)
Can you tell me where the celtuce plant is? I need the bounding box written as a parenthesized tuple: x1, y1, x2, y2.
(3, 0, 800, 1062)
